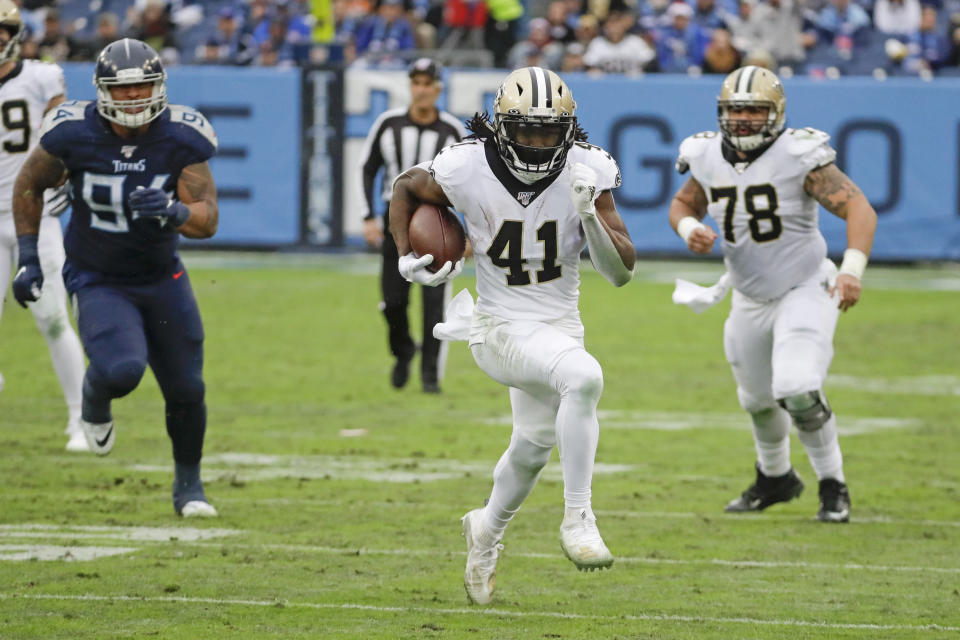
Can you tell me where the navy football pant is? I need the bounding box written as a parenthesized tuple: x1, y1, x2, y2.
(75, 270, 206, 465)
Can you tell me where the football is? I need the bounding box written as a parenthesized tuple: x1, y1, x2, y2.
(407, 203, 466, 273)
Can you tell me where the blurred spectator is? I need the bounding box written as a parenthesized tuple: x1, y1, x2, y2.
(702, 26, 741, 71)
(947, 19, 960, 66)
(507, 17, 564, 69)
(562, 40, 588, 69)
(874, 0, 922, 36)
(655, 2, 711, 72)
(546, 0, 576, 43)
(574, 13, 601, 47)
(131, 0, 179, 65)
(905, 5, 949, 69)
(814, 0, 871, 48)
(72, 12, 124, 61)
(195, 7, 255, 65)
(34, 8, 81, 62)
(253, 0, 313, 49)
(692, 0, 730, 32)
(639, 0, 672, 31)
(743, 46, 777, 68)
(355, 0, 415, 58)
(739, 0, 807, 67)
(583, 10, 657, 74)
(333, 0, 371, 63)
(485, 0, 523, 69)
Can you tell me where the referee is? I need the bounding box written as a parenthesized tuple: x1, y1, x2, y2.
(359, 58, 466, 393)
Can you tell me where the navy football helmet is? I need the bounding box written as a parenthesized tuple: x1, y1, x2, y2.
(94, 38, 167, 128)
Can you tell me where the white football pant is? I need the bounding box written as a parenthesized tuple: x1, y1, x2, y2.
(470, 315, 603, 534)
(0, 215, 84, 425)
(723, 259, 844, 480)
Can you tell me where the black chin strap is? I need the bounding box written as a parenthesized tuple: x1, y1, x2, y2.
(721, 134, 776, 167)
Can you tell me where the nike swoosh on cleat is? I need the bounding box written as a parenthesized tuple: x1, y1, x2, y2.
(95, 426, 113, 448)
(172, 271, 184, 280)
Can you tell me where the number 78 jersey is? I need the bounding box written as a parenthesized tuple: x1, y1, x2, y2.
(678, 128, 836, 301)
(429, 138, 622, 321)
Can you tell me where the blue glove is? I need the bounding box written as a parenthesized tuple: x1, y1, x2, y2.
(12, 234, 43, 308)
(128, 187, 190, 227)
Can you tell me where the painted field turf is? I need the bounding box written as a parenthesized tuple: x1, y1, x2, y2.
(0, 255, 957, 639)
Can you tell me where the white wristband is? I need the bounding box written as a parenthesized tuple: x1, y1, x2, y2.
(838, 248, 868, 280)
(676, 216, 707, 243)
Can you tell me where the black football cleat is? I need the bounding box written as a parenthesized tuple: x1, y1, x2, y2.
(391, 356, 412, 389)
(725, 463, 804, 513)
(816, 478, 851, 523)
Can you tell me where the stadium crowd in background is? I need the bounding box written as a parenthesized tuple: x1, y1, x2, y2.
(9, 0, 960, 76)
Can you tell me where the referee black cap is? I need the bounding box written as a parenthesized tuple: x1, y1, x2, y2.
(408, 57, 441, 81)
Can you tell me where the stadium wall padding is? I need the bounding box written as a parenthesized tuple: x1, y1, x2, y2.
(61, 64, 960, 260)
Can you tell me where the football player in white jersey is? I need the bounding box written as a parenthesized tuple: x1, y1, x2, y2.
(668, 66, 877, 523)
(0, 0, 87, 451)
(389, 67, 635, 604)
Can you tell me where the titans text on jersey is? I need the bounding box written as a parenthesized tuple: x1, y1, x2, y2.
(39, 99, 217, 287)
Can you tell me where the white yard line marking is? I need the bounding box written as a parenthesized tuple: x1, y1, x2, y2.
(174, 541, 960, 574)
(482, 411, 921, 435)
(0, 546, 136, 561)
(4, 593, 956, 632)
(828, 374, 960, 396)
(0, 524, 239, 541)
(130, 453, 633, 484)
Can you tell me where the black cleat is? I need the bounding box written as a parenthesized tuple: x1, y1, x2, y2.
(422, 380, 441, 394)
(725, 464, 804, 513)
(817, 478, 851, 523)
(391, 356, 412, 389)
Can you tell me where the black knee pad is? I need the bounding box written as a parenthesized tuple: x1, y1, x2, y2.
(777, 391, 832, 432)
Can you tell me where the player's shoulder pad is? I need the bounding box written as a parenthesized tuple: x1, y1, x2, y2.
(676, 131, 719, 174)
(39, 99, 89, 137)
(431, 139, 482, 180)
(23, 58, 64, 83)
(167, 104, 218, 151)
(571, 141, 622, 190)
(781, 127, 835, 170)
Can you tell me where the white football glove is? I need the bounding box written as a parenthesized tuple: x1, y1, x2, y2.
(570, 162, 599, 219)
(398, 252, 464, 287)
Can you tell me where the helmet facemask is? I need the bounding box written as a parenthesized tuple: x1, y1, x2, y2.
(495, 111, 576, 183)
(96, 71, 167, 128)
(718, 101, 779, 151)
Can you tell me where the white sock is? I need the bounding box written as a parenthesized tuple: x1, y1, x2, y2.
(796, 414, 845, 482)
(483, 435, 552, 538)
(751, 407, 792, 477)
(555, 358, 602, 510)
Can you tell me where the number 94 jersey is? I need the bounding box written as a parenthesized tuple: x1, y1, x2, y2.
(429, 138, 621, 322)
(39, 100, 217, 283)
(677, 128, 836, 301)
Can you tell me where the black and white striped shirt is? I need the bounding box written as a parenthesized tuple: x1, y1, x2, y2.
(358, 107, 465, 220)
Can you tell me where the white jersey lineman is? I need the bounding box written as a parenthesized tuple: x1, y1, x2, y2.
(677, 127, 835, 302)
(0, 59, 87, 450)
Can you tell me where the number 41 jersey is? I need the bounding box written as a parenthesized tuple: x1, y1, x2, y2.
(677, 128, 836, 301)
(429, 137, 621, 322)
(39, 100, 217, 283)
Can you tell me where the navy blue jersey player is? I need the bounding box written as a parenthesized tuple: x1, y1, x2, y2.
(11, 39, 220, 518)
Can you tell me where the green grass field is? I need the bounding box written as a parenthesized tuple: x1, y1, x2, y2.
(1, 253, 958, 639)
